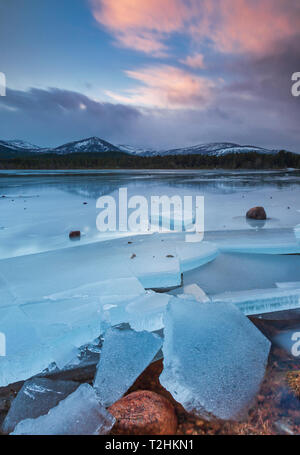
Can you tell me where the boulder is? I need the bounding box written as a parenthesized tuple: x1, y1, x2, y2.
(108, 390, 177, 435)
(246, 206, 266, 220)
(69, 230, 81, 239)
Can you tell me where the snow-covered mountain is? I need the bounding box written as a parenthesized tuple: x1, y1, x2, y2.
(0, 139, 42, 151)
(118, 144, 163, 156)
(119, 141, 282, 156)
(0, 136, 291, 158)
(160, 142, 279, 156)
(52, 137, 121, 154)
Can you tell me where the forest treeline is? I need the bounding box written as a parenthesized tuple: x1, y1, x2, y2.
(0, 150, 299, 170)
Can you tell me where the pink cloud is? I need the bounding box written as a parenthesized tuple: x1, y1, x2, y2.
(192, 0, 299, 55)
(90, 0, 299, 56)
(106, 65, 215, 108)
(89, 0, 191, 56)
(180, 53, 205, 69)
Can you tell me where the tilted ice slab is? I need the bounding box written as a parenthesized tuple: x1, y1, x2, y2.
(0, 233, 219, 307)
(205, 228, 300, 255)
(12, 383, 115, 435)
(0, 241, 145, 307)
(2, 378, 79, 434)
(0, 306, 55, 387)
(0, 279, 145, 386)
(106, 291, 171, 332)
(276, 281, 300, 290)
(93, 328, 162, 407)
(212, 288, 300, 316)
(175, 241, 218, 273)
(159, 301, 270, 420)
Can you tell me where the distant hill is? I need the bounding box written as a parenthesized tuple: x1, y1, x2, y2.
(51, 137, 122, 155)
(0, 136, 295, 160)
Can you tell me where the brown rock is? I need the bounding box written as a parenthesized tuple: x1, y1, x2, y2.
(246, 206, 267, 220)
(69, 230, 81, 239)
(108, 390, 178, 435)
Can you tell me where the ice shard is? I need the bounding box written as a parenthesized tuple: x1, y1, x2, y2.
(179, 284, 211, 303)
(159, 300, 270, 420)
(2, 378, 79, 434)
(12, 383, 115, 435)
(93, 327, 162, 407)
(105, 291, 171, 332)
(212, 287, 300, 315)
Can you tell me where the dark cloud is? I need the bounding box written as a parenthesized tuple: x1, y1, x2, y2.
(0, 74, 299, 151)
(0, 87, 140, 147)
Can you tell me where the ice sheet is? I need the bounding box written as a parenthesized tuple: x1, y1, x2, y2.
(93, 327, 162, 407)
(2, 378, 79, 434)
(159, 300, 271, 420)
(12, 383, 115, 435)
(106, 291, 171, 332)
(182, 252, 300, 295)
(205, 228, 300, 255)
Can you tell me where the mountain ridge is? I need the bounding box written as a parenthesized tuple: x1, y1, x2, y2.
(0, 136, 295, 158)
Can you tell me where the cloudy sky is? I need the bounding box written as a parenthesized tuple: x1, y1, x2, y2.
(0, 0, 299, 150)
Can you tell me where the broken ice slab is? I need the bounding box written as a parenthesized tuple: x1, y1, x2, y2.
(0, 232, 221, 306)
(0, 291, 106, 387)
(276, 282, 300, 290)
(127, 240, 181, 289)
(175, 241, 218, 273)
(159, 300, 270, 421)
(212, 288, 300, 316)
(93, 327, 162, 407)
(183, 252, 300, 295)
(11, 383, 115, 435)
(0, 240, 147, 307)
(2, 377, 79, 434)
(106, 291, 171, 332)
(176, 284, 211, 303)
(205, 228, 300, 255)
(45, 277, 145, 306)
(0, 306, 56, 387)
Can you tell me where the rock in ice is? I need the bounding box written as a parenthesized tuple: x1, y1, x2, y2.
(2, 377, 79, 434)
(12, 383, 115, 435)
(93, 327, 162, 407)
(159, 300, 270, 420)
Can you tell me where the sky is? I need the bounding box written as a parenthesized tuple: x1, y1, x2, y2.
(0, 0, 299, 151)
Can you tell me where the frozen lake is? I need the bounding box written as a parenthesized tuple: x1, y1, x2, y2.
(0, 169, 300, 430)
(0, 169, 300, 260)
